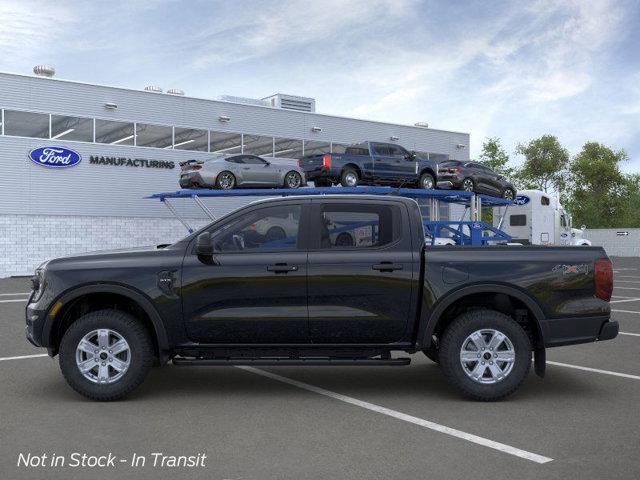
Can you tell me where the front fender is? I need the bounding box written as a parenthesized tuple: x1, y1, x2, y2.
(42, 283, 170, 360)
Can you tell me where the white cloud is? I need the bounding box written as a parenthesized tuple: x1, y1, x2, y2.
(0, 1, 76, 67)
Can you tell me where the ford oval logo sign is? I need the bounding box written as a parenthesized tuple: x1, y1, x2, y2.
(514, 195, 530, 206)
(28, 146, 82, 168)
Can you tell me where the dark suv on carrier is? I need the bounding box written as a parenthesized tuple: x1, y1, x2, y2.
(436, 160, 516, 199)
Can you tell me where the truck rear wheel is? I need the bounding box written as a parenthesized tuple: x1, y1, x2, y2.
(59, 309, 154, 401)
(340, 168, 359, 187)
(439, 309, 531, 401)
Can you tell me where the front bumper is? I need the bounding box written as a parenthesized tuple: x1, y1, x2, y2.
(25, 300, 47, 347)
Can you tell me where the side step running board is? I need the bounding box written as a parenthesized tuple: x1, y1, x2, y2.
(172, 357, 411, 366)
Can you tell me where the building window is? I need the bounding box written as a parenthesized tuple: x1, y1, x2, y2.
(3, 110, 50, 139)
(243, 134, 274, 156)
(95, 119, 135, 145)
(50, 114, 94, 142)
(173, 127, 208, 151)
(303, 140, 330, 156)
(210, 131, 242, 154)
(331, 143, 349, 154)
(135, 123, 173, 148)
(273, 137, 303, 159)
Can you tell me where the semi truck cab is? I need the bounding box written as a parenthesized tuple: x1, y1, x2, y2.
(494, 189, 591, 246)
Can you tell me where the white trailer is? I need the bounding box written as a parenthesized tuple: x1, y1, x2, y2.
(493, 189, 591, 246)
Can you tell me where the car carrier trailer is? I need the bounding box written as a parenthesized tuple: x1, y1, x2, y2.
(146, 186, 514, 246)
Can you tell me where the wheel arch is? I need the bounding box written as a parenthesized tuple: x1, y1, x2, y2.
(421, 283, 546, 350)
(43, 283, 170, 362)
(419, 167, 436, 178)
(342, 163, 362, 178)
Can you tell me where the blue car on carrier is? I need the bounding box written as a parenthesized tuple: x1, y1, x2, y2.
(298, 141, 439, 189)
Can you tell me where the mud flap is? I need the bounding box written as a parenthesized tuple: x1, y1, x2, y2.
(534, 348, 546, 378)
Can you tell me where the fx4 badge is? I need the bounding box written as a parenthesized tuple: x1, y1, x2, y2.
(553, 264, 590, 275)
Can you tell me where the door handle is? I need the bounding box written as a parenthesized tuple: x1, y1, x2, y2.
(267, 263, 298, 273)
(242, 167, 251, 170)
(372, 262, 403, 272)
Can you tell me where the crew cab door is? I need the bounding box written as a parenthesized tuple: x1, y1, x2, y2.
(240, 155, 279, 185)
(306, 199, 415, 343)
(387, 144, 418, 182)
(370, 143, 395, 182)
(181, 201, 311, 343)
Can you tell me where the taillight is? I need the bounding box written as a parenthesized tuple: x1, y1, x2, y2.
(192, 164, 202, 170)
(297, 159, 302, 167)
(594, 258, 613, 301)
(322, 154, 331, 168)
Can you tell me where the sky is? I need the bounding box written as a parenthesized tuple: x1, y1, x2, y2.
(1, 0, 639, 171)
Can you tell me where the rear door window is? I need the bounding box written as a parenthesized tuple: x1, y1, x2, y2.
(317, 204, 399, 249)
(372, 144, 390, 156)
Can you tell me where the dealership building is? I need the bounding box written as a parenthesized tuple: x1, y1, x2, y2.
(0, 68, 470, 277)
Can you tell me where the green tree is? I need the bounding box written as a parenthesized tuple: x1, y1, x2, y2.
(566, 142, 628, 228)
(619, 174, 640, 227)
(479, 137, 514, 177)
(515, 135, 569, 193)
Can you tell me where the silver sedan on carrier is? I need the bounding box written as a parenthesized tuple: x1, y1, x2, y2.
(179, 154, 307, 189)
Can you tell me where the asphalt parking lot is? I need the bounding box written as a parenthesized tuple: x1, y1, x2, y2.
(1, 257, 639, 480)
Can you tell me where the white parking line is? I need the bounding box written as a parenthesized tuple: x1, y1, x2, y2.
(615, 280, 640, 285)
(612, 309, 640, 315)
(610, 298, 640, 304)
(614, 286, 640, 291)
(547, 361, 640, 380)
(0, 298, 29, 304)
(0, 292, 31, 296)
(620, 332, 640, 337)
(237, 366, 553, 464)
(0, 353, 49, 362)
(616, 275, 640, 280)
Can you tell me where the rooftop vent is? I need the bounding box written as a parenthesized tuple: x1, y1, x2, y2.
(414, 122, 429, 128)
(262, 93, 316, 113)
(33, 65, 55, 78)
(144, 85, 163, 93)
(167, 88, 185, 96)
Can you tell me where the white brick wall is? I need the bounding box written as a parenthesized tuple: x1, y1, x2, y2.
(0, 214, 209, 277)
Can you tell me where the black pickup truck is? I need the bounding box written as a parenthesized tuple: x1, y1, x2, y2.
(299, 141, 439, 189)
(26, 195, 617, 401)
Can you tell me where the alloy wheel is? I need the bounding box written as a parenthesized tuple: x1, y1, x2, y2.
(462, 179, 474, 192)
(75, 329, 131, 384)
(218, 172, 235, 189)
(459, 328, 515, 384)
(286, 172, 301, 188)
(503, 189, 514, 200)
(345, 172, 358, 187)
(421, 175, 434, 189)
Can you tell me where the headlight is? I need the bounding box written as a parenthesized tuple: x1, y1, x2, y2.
(31, 268, 46, 302)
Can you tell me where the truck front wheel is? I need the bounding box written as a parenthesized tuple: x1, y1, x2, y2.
(439, 309, 531, 401)
(58, 309, 154, 401)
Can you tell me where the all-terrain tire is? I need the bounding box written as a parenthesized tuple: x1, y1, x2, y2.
(59, 309, 153, 401)
(439, 309, 531, 401)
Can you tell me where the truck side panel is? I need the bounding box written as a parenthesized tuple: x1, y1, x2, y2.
(420, 246, 611, 347)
